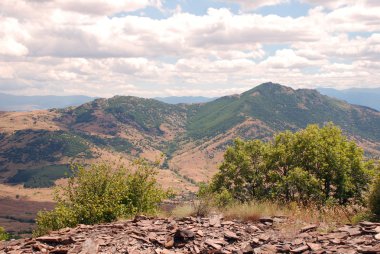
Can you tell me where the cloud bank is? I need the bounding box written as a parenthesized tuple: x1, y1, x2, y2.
(0, 0, 379, 97)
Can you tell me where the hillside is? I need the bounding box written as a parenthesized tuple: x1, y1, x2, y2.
(188, 83, 380, 140)
(1, 82, 380, 190)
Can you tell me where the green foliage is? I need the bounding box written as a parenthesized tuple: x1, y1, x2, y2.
(0, 227, 9, 241)
(210, 123, 374, 205)
(7, 165, 71, 188)
(187, 96, 246, 138)
(2, 130, 91, 163)
(107, 137, 134, 152)
(77, 133, 141, 154)
(186, 82, 380, 140)
(75, 108, 96, 123)
(369, 174, 380, 218)
(34, 161, 170, 236)
(33, 204, 78, 237)
(195, 183, 233, 214)
(191, 183, 214, 217)
(105, 96, 184, 134)
(122, 160, 171, 214)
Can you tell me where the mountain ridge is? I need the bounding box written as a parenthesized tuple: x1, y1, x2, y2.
(0, 82, 379, 191)
(318, 87, 380, 111)
(2, 85, 379, 111)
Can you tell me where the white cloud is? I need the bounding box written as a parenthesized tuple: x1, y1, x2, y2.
(0, 0, 162, 17)
(0, 7, 322, 58)
(58, 0, 162, 15)
(260, 49, 325, 69)
(0, 0, 380, 96)
(0, 17, 30, 56)
(0, 37, 29, 56)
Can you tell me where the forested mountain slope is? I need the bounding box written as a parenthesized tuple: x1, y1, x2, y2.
(1, 83, 379, 188)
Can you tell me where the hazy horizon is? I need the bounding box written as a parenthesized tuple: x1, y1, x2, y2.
(0, 85, 379, 99)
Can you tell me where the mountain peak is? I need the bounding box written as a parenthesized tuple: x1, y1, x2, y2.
(255, 82, 283, 89)
(242, 82, 295, 97)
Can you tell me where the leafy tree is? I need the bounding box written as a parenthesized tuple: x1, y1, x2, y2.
(369, 174, 380, 218)
(211, 139, 268, 202)
(209, 123, 375, 205)
(0, 227, 9, 241)
(34, 161, 170, 236)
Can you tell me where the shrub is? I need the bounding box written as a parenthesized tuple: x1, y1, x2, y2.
(34, 160, 170, 236)
(191, 183, 214, 217)
(192, 183, 234, 217)
(369, 175, 380, 218)
(210, 123, 374, 205)
(0, 227, 9, 241)
(122, 160, 172, 215)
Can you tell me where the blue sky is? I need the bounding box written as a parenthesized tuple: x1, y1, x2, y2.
(160, 0, 311, 17)
(0, 0, 379, 97)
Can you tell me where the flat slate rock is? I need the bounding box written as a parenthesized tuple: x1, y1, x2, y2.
(1, 217, 380, 253)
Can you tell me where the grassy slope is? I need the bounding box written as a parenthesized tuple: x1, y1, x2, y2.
(187, 82, 380, 141)
(1, 82, 380, 187)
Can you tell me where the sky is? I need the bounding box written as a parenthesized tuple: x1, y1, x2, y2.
(0, 0, 380, 97)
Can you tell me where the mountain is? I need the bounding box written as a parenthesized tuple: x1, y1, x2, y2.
(1, 82, 379, 191)
(318, 87, 380, 111)
(154, 96, 216, 104)
(0, 93, 95, 111)
(188, 84, 380, 140)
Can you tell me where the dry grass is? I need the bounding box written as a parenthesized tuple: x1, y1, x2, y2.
(221, 201, 366, 237)
(169, 203, 194, 218)
(169, 199, 217, 218)
(0, 110, 61, 133)
(222, 201, 363, 225)
(0, 183, 54, 202)
(223, 201, 286, 222)
(169, 200, 366, 238)
(0, 198, 54, 236)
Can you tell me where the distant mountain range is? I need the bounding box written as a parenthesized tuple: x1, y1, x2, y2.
(0, 82, 379, 191)
(0, 94, 215, 111)
(2, 87, 379, 112)
(0, 93, 95, 111)
(154, 96, 216, 104)
(318, 88, 380, 111)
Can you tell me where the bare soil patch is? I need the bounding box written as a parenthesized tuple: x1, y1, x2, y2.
(0, 198, 54, 235)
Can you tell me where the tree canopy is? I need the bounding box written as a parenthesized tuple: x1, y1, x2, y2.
(369, 174, 380, 218)
(209, 123, 376, 205)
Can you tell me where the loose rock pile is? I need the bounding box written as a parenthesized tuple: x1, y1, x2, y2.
(1, 215, 379, 253)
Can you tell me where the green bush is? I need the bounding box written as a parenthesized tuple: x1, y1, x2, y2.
(369, 175, 380, 218)
(0, 227, 9, 241)
(209, 123, 375, 206)
(34, 160, 170, 236)
(191, 183, 215, 217)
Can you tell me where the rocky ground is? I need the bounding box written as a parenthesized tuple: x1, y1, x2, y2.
(1, 215, 380, 254)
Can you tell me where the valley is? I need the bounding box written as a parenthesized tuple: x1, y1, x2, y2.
(1, 82, 380, 188)
(1, 82, 380, 235)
